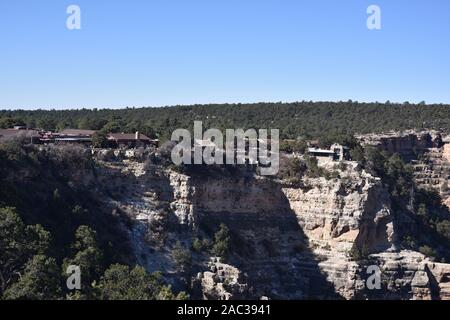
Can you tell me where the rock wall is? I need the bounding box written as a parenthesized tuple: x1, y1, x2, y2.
(281, 169, 395, 299)
(412, 145, 450, 207)
(357, 131, 442, 160)
(359, 131, 450, 208)
(95, 158, 450, 300)
(364, 251, 450, 300)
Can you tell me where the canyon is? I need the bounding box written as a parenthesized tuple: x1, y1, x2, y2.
(90, 131, 450, 300)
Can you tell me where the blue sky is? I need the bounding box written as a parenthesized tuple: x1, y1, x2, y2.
(1, 0, 449, 109)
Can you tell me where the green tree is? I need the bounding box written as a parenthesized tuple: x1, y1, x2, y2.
(350, 145, 365, 163)
(192, 238, 203, 253)
(101, 120, 122, 134)
(349, 243, 370, 262)
(71, 225, 100, 252)
(0, 207, 51, 296)
(419, 245, 437, 258)
(63, 226, 103, 297)
(417, 203, 428, 217)
(172, 241, 192, 272)
(98, 264, 187, 300)
(0, 117, 23, 129)
(437, 220, 450, 239)
(98, 264, 153, 300)
(280, 140, 307, 154)
(212, 224, 231, 259)
(3, 255, 62, 300)
(92, 132, 108, 148)
(288, 157, 307, 177)
(305, 155, 323, 178)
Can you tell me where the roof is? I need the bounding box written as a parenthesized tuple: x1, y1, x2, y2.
(55, 137, 92, 142)
(107, 133, 151, 141)
(308, 148, 335, 154)
(59, 129, 97, 136)
(330, 143, 350, 150)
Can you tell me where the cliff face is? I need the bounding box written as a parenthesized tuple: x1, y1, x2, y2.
(281, 169, 394, 299)
(411, 144, 450, 208)
(368, 251, 450, 300)
(357, 131, 442, 160)
(358, 131, 450, 208)
(95, 157, 450, 300)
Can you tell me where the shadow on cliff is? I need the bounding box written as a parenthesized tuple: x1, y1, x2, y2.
(102, 162, 344, 299)
(188, 168, 343, 300)
(98, 162, 185, 277)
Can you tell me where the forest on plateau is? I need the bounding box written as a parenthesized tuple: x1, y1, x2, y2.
(2, 101, 450, 142)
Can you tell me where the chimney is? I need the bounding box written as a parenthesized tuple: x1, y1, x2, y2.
(135, 131, 141, 140)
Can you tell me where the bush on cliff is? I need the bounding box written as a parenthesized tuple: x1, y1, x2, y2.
(172, 241, 192, 273)
(349, 243, 370, 262)
(212, 224, 231, 260)
(97, 264, 187, 300)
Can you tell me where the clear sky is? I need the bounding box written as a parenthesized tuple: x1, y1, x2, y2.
(1, 0, 449, 109)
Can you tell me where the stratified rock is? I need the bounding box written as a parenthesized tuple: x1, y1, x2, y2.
(94, 153, 450, 300)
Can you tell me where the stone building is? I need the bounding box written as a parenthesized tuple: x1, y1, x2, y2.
(308, 143, 349, 165)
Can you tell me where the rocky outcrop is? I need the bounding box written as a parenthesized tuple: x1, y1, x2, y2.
(196, 258, 249, 300)
(411, 145, 450, 207)
(359, 131, 450, 209)
(357, 130, 443, 160)
(359, 250, 450, 300)
(281, 168, 395, 299)
(95, 156, 450, 300)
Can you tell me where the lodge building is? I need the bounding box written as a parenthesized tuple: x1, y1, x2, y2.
(107, 132, 157, 148)
(307, 143, 350, 165)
